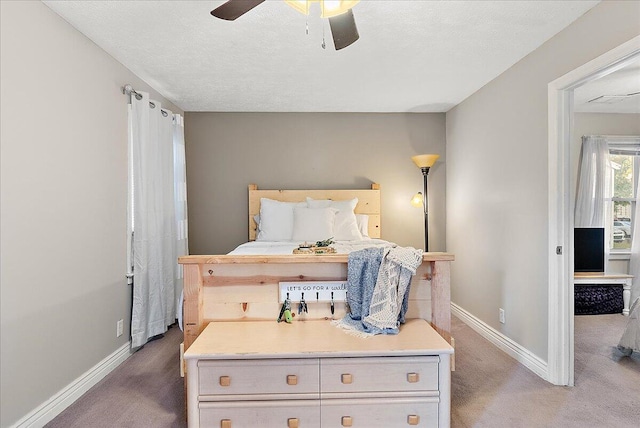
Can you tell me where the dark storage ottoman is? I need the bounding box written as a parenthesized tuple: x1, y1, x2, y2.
(574, 285, 623, 315)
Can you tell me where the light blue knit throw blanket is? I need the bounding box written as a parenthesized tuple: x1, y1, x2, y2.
(334, 246, 423, 336)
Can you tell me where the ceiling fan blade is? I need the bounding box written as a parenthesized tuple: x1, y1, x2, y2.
(211, 0, 265, 21)
(328, 9, 359, 50)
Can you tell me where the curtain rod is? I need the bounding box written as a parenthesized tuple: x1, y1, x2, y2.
(583, 135, 640, 143)
(122, 84, 170, 117)
(122, 84, 143, 101)
(583, 135, 640, 139)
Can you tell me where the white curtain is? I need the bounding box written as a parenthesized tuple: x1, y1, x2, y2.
(173, 114, 188, 315)
(575, 136, 612, 227)
(129, 91, 188, 348)
(575, 136, 612, 268)
(628, 156, 640, 305)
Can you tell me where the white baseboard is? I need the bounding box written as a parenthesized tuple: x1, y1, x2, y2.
(11, 342, 132, 428)
(452, 303, 549, 380)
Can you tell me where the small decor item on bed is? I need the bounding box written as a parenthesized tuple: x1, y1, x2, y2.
(293, 242, 314, 254)
(315, 237, 334, 247)
(313, 237, 336, 254)
(313, 246, 337, 254)
(292, 238, 337, 254)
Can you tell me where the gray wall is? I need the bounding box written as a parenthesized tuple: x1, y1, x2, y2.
(446, 1, 640, 361)
(0, 2, 182, 426)
(185, 113, 446, 254)
(573, 113, 640, 275)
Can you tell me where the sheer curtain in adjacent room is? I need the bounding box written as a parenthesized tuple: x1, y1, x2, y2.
(576, 135, 640, 304)
(629, 177, 640, 304)
(575, 136, 612, 268)
(128, 91, 188, 348)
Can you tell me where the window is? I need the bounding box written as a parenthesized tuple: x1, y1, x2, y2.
(609, 148, 639, 252)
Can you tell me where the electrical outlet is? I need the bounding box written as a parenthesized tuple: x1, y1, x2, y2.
(499, 308, 505, 324)
(116, 319, 124, 337)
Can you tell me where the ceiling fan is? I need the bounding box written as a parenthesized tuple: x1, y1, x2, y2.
(211, 0, 360, 50)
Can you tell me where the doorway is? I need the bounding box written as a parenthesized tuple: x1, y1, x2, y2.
(548, 35, 640, 386)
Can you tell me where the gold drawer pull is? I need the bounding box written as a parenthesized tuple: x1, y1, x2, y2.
(288, 418, 299, 428)
(341, 373, 353, 384)
(408, 415, 420, 425)
(221, 419, 232, 428)
(407, 372, 420, 383)
(219, 376, 231, 387)
(341, 416, 353, 427)
(287, 375, 298, 385)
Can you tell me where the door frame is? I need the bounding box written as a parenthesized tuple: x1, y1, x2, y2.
(547, 35, 640, 386)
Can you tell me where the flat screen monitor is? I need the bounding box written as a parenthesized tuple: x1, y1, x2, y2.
(574, 227, 605, 273)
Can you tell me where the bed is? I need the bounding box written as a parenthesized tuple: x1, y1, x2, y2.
(178, 183, 455, 352)
(179, 184, 455, 427)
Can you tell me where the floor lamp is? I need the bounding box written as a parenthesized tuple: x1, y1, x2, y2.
(411, 154, 440, 252)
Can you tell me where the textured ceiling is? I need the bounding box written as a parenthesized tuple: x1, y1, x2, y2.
(43, 0, 601, 112)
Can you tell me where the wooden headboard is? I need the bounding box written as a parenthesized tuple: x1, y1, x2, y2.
(248, 183, 381, 241)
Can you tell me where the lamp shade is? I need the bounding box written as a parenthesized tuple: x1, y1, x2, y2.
(412, 154, 440, 169)
(411, 192, 424, 208)
(285, 0, 360, 18)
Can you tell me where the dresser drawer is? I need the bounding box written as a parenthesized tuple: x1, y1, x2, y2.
(200, 400, 321, 428)
(321, 397, 438, 427)
(320, 357, 439, 394)
(198, 359, 319, 397)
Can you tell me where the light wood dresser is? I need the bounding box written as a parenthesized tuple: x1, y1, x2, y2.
(184, 319, 454, 428)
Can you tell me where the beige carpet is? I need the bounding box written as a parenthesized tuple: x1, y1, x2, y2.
(46, 315, 639, 428)
(451, 314, 639, 427)
(46, 327, 186, 428)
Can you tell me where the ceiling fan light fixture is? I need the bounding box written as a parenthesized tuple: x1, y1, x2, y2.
(284, 0, 311, 15)
(212, 0, 360, 51)
(284, 0, 360, 18)
(321, 0, 360, 18)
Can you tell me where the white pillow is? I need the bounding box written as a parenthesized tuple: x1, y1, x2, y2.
(307, 197, 363, 241)
(355, 214, 369, 237)
(306, 199, 332, 208)
(256, 198, 306, 241)
(292, 207, 337, 242)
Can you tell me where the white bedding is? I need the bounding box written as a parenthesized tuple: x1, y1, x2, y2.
(228, 239, 395, 255)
